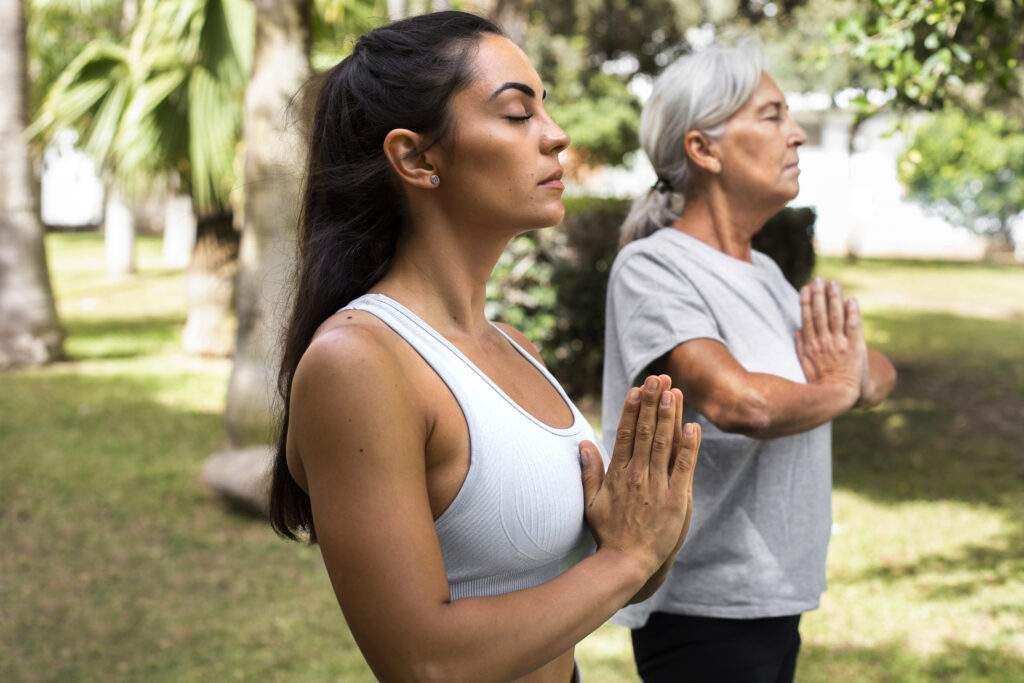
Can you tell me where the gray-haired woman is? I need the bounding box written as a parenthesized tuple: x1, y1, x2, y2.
(602, 41, 896, 682)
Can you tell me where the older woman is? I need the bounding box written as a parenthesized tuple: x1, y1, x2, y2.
(602, 41, 896, 682)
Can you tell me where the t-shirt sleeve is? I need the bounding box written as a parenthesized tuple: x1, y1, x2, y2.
(609, 249, 725, 386)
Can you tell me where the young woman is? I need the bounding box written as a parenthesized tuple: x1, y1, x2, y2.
(603, 41, 896, 682)
(268, 12, 701, 682)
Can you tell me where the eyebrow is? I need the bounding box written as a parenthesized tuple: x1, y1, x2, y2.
(489, 82, 547, 100)
(759, 101, 785, 113)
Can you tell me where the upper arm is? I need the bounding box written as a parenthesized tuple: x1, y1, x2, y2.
(288, 325, 451, 672)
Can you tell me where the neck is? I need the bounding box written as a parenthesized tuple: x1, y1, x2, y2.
(372, 206, 512, 340)
(671, 183, 780, 262)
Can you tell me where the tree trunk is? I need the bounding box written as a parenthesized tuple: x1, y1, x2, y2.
(206, 0, 311, 513)
(182, 210, 238, 356)
(162, 194, 196, 269)
(103, 187, 136, 278)
(0, 0, 63, 369)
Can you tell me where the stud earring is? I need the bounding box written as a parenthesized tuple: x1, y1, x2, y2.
(430, 174, 440, 185)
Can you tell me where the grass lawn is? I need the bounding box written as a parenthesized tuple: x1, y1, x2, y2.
(2, 235, 1022, 681)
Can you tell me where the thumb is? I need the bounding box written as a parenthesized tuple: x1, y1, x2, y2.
(579, 440, 604, 507)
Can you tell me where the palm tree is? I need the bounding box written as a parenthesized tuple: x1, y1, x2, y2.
(1, 0, 63, 369)
(31, 0, 255, 355)
(204, 0, 312, 512)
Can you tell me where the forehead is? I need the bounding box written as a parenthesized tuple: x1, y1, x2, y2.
(743, 72, 785, 109)
(462, 33, 542, 98)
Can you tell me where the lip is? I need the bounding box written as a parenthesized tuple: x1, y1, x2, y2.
(539, 169, 564, 188)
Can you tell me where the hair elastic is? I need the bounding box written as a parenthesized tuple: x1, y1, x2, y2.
(652, 177, 673, 194)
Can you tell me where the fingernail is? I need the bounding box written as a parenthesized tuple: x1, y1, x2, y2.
(684, 423, 695, 436)
(579, 446, 589, 466)
(661, 391, 671, 407)
(644, 377, 659, 392)
(850, 297, 858, 309)
(830, 280, 840, 292)
(628, 388, 641, 404)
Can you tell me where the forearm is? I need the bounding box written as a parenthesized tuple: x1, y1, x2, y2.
(858, 349, 897, 408)
(360, 548, 647, 682)
(704, 371, 859, 439)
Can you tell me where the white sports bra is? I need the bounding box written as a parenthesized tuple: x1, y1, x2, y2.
(342, 293, 597, 600)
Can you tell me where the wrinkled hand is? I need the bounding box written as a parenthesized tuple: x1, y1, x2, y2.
(794, 277, 864, 403)
(578, 375, 701, 578)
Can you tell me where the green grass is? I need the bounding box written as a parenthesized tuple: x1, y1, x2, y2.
(2, 239, 1022, 681)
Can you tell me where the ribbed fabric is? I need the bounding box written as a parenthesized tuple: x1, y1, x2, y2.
(343, 294, 597, 601)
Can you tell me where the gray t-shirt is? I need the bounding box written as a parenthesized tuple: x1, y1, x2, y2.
(602, 227, 832, 625)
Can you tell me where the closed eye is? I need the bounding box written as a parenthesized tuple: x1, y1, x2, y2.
(506, 114, 534, 122)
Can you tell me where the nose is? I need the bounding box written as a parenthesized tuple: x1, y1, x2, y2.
(542, 116, 570, 156)
(789, 119, 807, 148)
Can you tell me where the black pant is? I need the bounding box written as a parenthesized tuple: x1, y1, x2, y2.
(631, 613, 802, 683)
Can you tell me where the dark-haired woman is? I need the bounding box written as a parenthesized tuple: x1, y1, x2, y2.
(603, 41, 896, 682)
(269, 12, 701, 682)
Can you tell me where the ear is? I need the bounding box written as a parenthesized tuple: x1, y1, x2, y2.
(383, 128, 439, 190)
(683, 130, 722, 175)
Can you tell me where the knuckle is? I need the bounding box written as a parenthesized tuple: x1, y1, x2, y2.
(615, 426, 634, 444)
(652, 434, 671, 451)
(635, 423, 654, 441)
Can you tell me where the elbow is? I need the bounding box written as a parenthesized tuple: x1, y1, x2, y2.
(706, 389, 772, 437)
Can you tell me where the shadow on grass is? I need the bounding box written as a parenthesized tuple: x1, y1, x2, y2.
(834, 310, 1024, 508)
(799, 640, 1024, 683)
(61, 315, 186, 361)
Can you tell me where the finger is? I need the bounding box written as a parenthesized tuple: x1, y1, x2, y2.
(811, 276, 830, 340)
(845, 296, 863, 341)
(672, 422, 700, 492)
(579, 440, 605, 509)
(670, 387, 684, 470)
(799, 285, 815, 344)
(794, 330, 816, 380)
(630, 376, 664, 473)
(649, 389, 678, 486)
(609, 387, 642, 471)
(828, 280, 846, 337)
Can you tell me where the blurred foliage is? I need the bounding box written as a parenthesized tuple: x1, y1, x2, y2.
(26, 0, 121, 114)
(29, 0, 254, 213)
(311, 0, 386, 71)
(26, 0, 385, 214)
(827, 0, 1024, 112)
(899, 108, 1024, 247)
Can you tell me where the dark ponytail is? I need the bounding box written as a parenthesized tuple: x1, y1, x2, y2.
(269, 12, 504, 541)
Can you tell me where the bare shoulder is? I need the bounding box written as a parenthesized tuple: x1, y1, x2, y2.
(293, 309, 406, 396)
(289, 310, 426, 460)
(493, 321, 546, 365)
